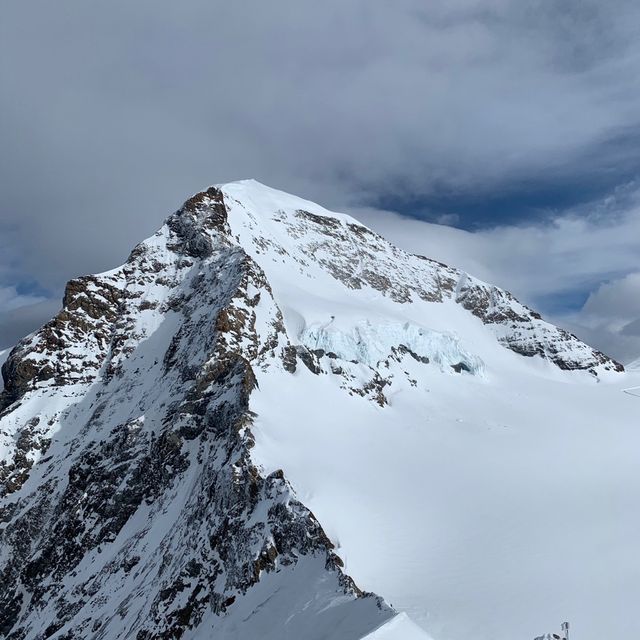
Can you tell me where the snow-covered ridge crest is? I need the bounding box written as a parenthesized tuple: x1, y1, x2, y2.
(217, 179, 622, 376)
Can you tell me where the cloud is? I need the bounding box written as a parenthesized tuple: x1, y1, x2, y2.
(581, 272, 640, 324)
(562, 273, 640, 362)
(434, 213, 461, 226)
(622, 317, 640, 337)
(0, 300, 61, 350)
(2, 1, 640, 290)
(0, 286, 47, 313)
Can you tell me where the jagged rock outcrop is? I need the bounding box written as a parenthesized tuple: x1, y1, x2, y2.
(0, 188, 392, 639)
(454, 274, 623, 373)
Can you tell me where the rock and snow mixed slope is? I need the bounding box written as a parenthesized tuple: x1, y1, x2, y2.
(0, 180, 637, 640)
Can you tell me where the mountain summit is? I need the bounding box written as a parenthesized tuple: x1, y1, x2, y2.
(0, 180, 637, 640)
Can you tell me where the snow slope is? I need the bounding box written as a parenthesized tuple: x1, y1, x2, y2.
(363, 613, 435, 640)
(251, 354, 640, 640)
(0, 180, 635, 640)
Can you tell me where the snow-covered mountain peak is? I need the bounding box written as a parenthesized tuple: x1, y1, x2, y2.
(0, 180, 634, 640)
(175, 180, 622, 378)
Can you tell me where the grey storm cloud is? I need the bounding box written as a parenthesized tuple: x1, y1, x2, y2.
(2, 0, 640, 356)
(621, 318, 640, 337)
(0, 300, 61, 350)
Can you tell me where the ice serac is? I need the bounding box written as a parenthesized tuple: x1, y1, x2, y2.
(0, 180, 628, 640)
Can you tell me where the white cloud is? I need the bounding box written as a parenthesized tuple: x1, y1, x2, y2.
(581, 272, 640, 325)
(560, 273, 640, 362)
(0, 286, 47, 313)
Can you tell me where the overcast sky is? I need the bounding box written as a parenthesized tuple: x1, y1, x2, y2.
(1, 1, 640, 362)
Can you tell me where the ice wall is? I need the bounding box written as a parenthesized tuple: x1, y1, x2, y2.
(300, 319, 484, 375)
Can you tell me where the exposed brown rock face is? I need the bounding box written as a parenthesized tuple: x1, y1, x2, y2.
(1, 276, 125, 413)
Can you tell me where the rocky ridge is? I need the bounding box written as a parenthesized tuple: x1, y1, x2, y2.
(0, 187, 392, 639)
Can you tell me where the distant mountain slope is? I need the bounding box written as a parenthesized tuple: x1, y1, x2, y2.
(0, 180, 636, 640)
